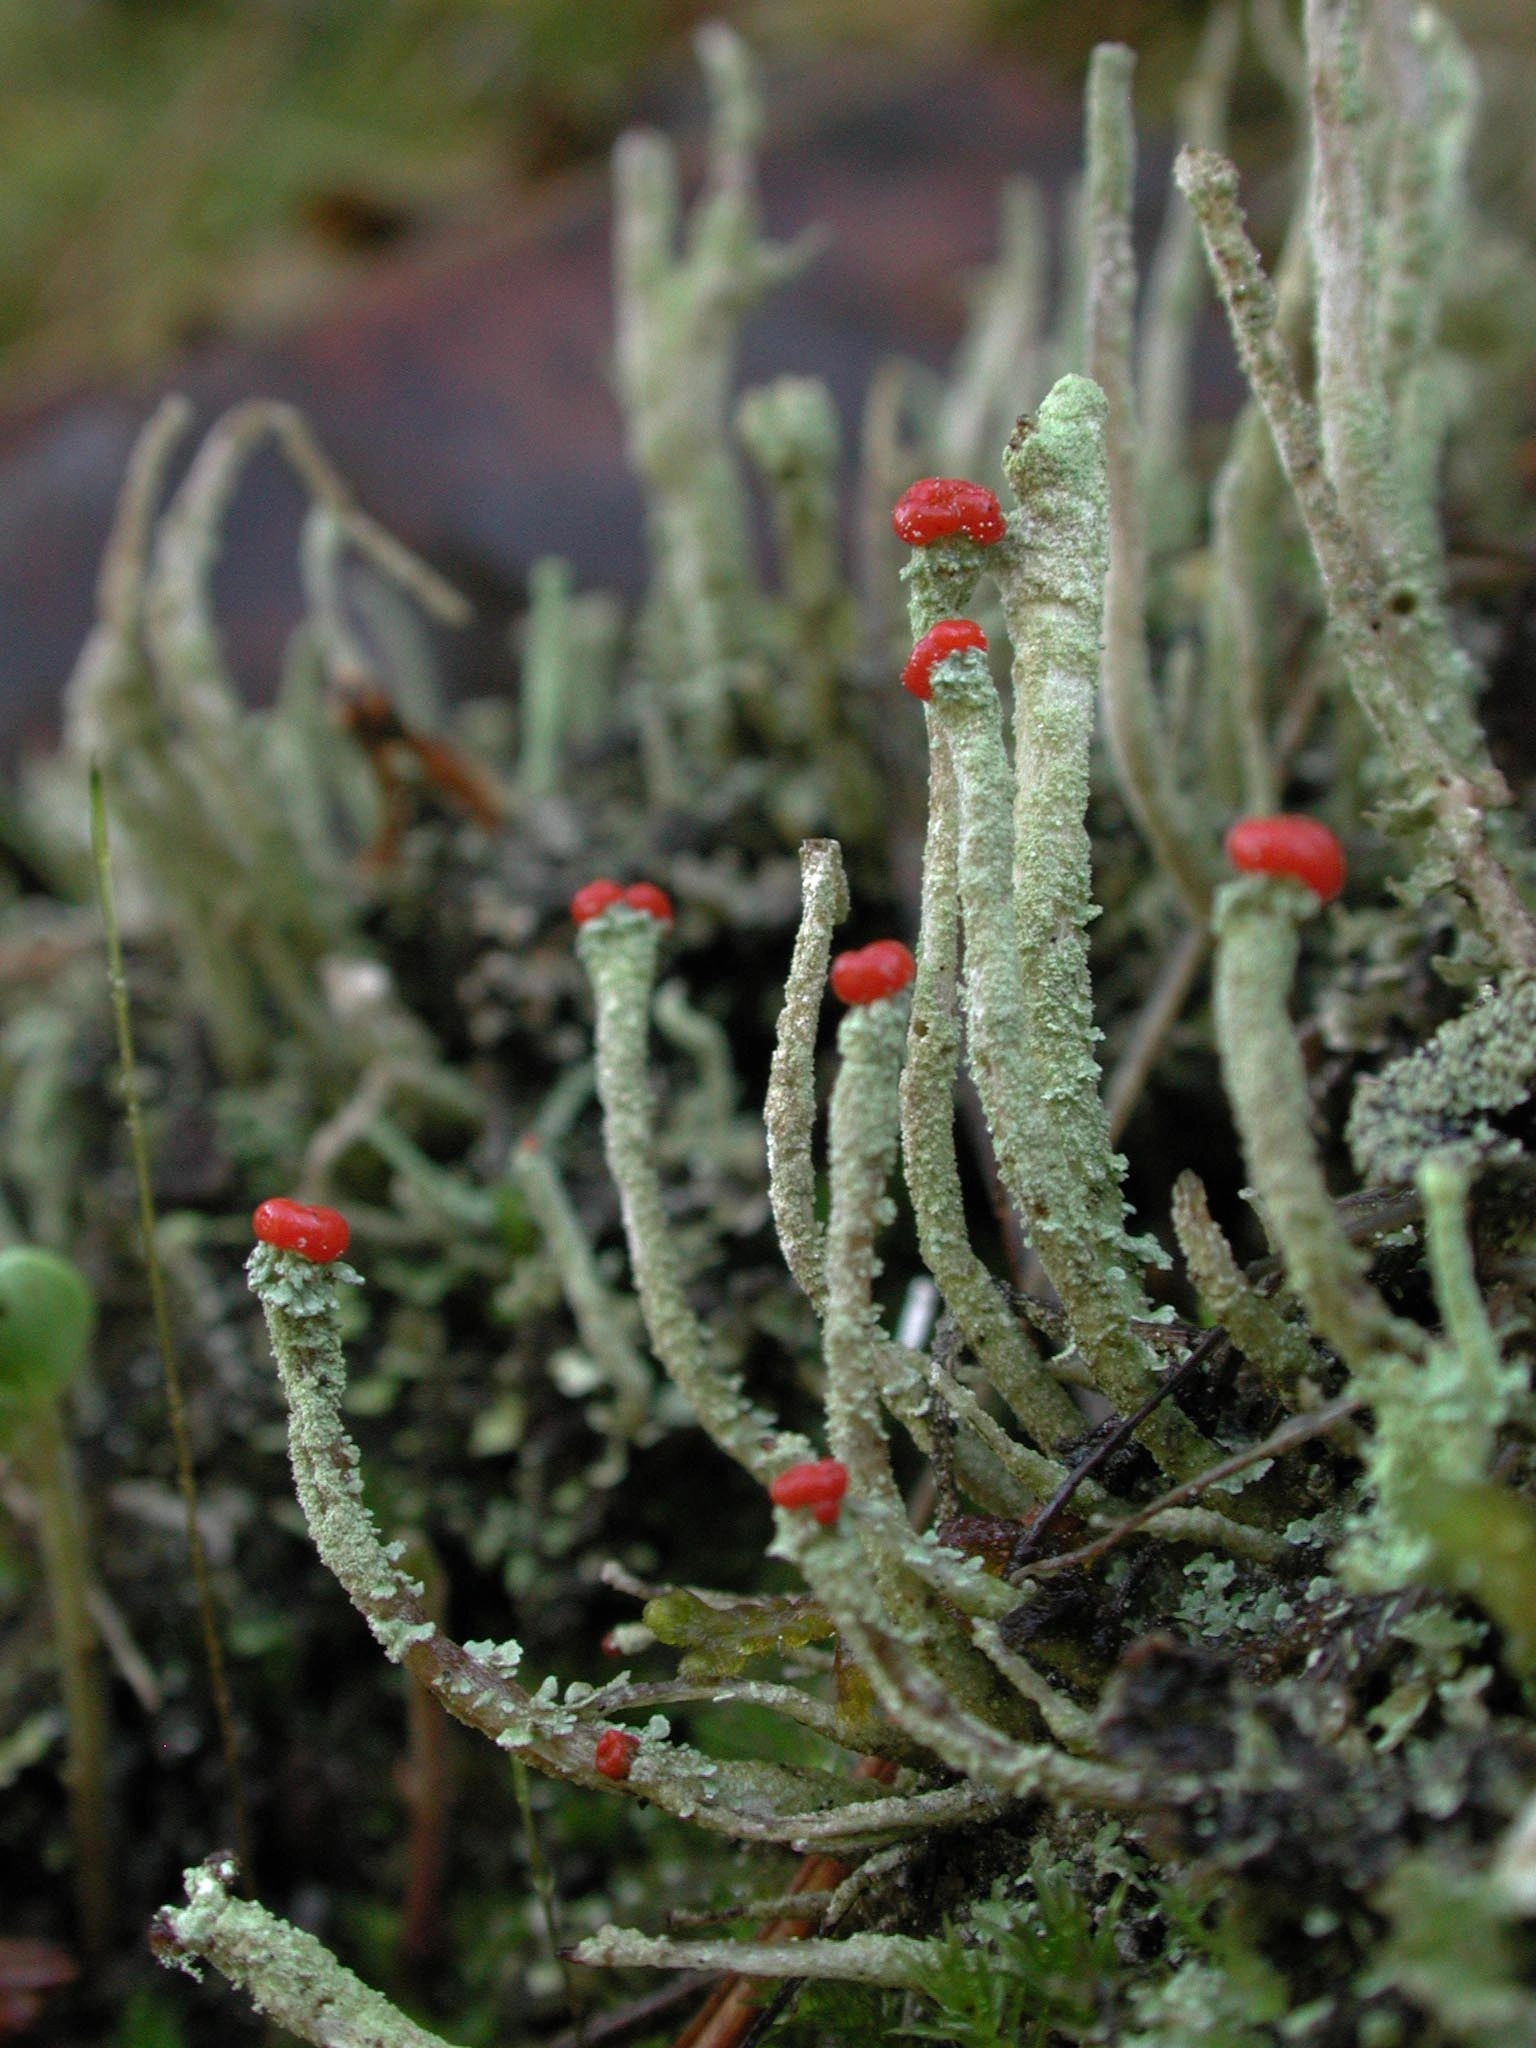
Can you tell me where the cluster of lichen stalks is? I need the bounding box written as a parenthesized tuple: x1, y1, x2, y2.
(129, 5, 1536, 2043)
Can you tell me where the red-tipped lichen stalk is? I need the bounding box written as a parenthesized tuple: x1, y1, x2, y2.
(901, 619, 988, 703)
(1213, 825, 1410, 1375)
(892, 477, 1007, 638)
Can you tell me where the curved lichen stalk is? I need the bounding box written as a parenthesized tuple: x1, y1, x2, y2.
(579, 901, 813, 1482)
(896, 487, 1089, 1465)
(66, 399, 472, 1081)
(180, 1199, 1082, 2033)
(1175, 140, 1536, 976)
(765, 836, 849, 1311)
(576, 875, 1121, 1764)
(768, 831, 1074, 1496)
(241, 1232, 967, 1850)
(1212, 873, 1419, 1376)
(819, 983, 1019, 1709)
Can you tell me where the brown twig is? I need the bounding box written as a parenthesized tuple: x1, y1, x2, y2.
(1016, 1393, 1364, 1582)
(666, 1758, 898, 2048)
(1008, 1325, 1232, 1575)
(669, 1854, 853, 2048)
(546, 1977, 718, 2048)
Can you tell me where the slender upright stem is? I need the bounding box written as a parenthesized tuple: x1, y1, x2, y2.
(581, 907, 809, 1482)
(927, 640, 1207, 1481)
(22, 1404, 112, 1960)
(822, 995, 917, 1518)
(901, 731, 1081, 1458)
(764, 838, 848, 1313)
(91, 766, 252, 1880)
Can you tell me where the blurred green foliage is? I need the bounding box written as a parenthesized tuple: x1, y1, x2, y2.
(0, 0, 1228, 400)
(0, 0, 711, 391)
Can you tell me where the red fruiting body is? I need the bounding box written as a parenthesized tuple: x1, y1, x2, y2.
(570, 879, 674, 926)
(891, 477, 1006, 548)
(571, 878, 623, 925)
(902, 617, 988, 701)
(622, 881, 674, 924)
(829, 940, 916, 1007)
(769, 1457, 849, 1526)
(252, 1198, 350, 1264)
(594, 1728, 640, 1781)
(1224, 815, 1346, 904)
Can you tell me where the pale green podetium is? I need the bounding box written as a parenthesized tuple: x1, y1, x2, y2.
(1172, 1169, 1319, 1398)
(925, 375, 1207, 1481)
(1175, 141, 1536, 975)
(842, 994, 1080, 1762)
(1084, 46, 1215, 919)
(1001, 378, 1166, 1334)
(764, 836, 848, 1313)
(613, 26, 810, 775)
(155, 1853, 464, 2048)
(577, 901, 811, 1483)
(515, 556, 576, 802)
(820, 986, 921, 1518)
(736, 376, 856, 749)
(511, 1135, 655, 1450)
(898, 497, 1082, 1465)
(820, 985, 1008, 1701)
(246, 1235, 934, 1845)
(244, 1239, 441, 1670)
(1212, 872, 1413, 1374)
(900, 710, 1083, 1462)
(898, 500, 1082, 1460)
(900, 531, 989, 642)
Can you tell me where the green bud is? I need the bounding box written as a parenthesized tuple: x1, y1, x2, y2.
(642, 1587, 834, 1680)
(0, 1248, 95, 1426)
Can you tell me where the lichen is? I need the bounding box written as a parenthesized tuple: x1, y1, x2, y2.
(63, 8, 1533, 2043)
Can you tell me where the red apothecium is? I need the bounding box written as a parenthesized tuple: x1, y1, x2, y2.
(1224, 815, 1346, 904)
(891, 477, 1006, 547)
(902, 617, 987, 701)
(621, 881, 673, 924)
(829, 941, 916, 1007)
(570, 878, 623, 924)
(594, 1728, 640, 1781)
(570, 879, 674, 925)
(769, 1458, 849, 1527)
(252, 1199, 350, 1264)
